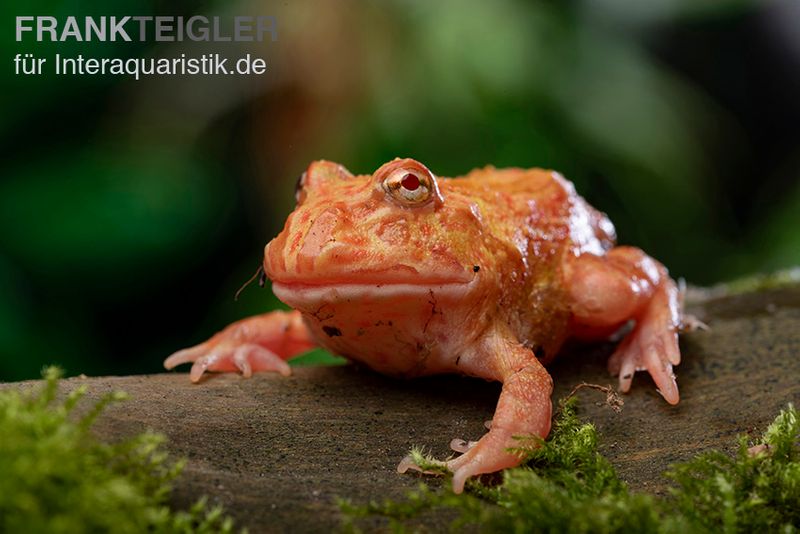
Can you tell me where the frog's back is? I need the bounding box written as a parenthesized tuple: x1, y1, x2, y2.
(440, 166, 615, 254)
(446, 166, 569, 207)
(439, 166, 616, 361)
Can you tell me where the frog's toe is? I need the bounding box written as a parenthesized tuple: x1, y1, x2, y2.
(607, 336, 637, 393)
(648, 355, 679, 405)
(188, 352, 221, 382)
(448, 451, 514, 494)
(609, 328, 679, 405)
(450, 461, 482, 495)
(396, 454, 445, 475)
(396, 455, 418, 474)
(449, 438, 478, 454)
(229, 344, 291, 377)
(164, 343, 210, 370)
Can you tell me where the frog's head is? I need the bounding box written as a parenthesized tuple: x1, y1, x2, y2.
(264, 158, 486, 308)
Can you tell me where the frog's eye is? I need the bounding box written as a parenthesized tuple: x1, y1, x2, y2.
(375, 158, 443, 207)
(383, 170, 439, 208)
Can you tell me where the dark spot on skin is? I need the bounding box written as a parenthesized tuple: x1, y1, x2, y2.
(311, 304, 335, 322)
(456, 356, 461, 366)
(388, 321, 393, 327)
(623, 373, 633, 380)
(473, 265, 480, 272)
(323, 326, 342, 337)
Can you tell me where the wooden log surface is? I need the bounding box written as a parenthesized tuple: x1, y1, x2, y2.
(3, 284, 799, 532)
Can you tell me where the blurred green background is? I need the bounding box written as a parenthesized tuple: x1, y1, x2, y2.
(1, 0, 799, 381)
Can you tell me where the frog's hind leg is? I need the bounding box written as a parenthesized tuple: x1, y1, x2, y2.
(164, 310, 317, 382)
(566, 246, 682, 404)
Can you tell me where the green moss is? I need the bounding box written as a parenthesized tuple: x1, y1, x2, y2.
(666, 405, 800, 532)
(340, 399, 800, 533)
(720, 267, 800, 295)
(0, 367, 237, 533)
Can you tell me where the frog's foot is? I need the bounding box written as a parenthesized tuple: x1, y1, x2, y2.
(607, 277, 681, 404)
(164, 310, 316, 383)
(166, 343, 291, 382)
(395, 329, 553, 493)
(445, 428, 524, 492)
(447, 361, 552, 493)
(397, 371, 551, 493)
(566, 246, 682, 405)
(394, 440, 478, 477)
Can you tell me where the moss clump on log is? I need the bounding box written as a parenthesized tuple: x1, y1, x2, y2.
(0, 368, 237, 533)
(341, 398, 800, 533)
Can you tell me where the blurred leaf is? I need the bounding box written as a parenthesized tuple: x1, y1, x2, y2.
(290, 348, 347, 368)
(583, 0, 755, 28)
(756, 159, 800, 271)
(0, 144, 232, 282)
(0, 0, 157, 136)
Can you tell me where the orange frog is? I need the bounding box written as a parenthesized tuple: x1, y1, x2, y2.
(165, 158, 684, 493)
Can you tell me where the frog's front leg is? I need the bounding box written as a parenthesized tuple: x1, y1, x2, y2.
(164, 310, 317, 382)
(566, 246, 681, 404)
(445, 328, 553, 493)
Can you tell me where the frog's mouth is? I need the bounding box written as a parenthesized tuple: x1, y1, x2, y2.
(270, 277, 478, 309)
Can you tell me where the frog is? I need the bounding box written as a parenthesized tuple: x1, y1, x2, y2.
(165, 158, 684, 493)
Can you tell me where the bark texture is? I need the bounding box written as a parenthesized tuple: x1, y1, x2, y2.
(4, 284, 799, 532)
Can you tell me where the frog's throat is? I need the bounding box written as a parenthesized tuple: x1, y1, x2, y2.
(271, 279, 478, 309)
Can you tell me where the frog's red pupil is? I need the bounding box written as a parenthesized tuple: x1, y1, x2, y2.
(401, 173, 420, 191)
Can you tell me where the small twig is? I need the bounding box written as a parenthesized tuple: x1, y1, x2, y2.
(234, 264, 266, 301)
(555, 382, 624, 420)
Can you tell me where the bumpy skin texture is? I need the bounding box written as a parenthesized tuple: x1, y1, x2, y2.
(165, 158, 683, 493)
